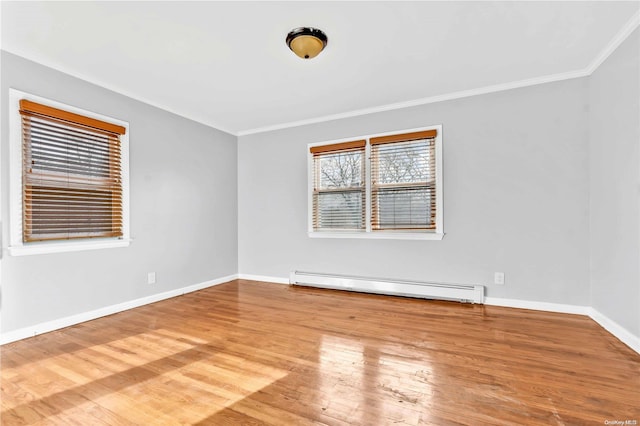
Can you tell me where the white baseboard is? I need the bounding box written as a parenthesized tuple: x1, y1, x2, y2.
(0, 273, 239, 345)
(237, 273, 289, 284)
(484, 297, 639, 354)
(484, 296, 590, 315)
(588, 308, 640, 355)
(4, 274, 638, 356)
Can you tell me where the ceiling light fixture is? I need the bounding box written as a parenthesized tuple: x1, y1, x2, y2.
(286, 27, 328, 59)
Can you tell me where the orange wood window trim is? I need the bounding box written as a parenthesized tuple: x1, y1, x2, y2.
(370, 130, 437, 146)
(20, 99, 126, 135)
(310, 140, 366, 154)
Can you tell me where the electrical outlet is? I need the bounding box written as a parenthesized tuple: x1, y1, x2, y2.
(494, 272, 505, 285)
(147, 272, 156, 284)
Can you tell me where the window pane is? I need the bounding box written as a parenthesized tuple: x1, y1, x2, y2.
(374, 187, 432, 230)
(318, 150, 362, 189)
(26, 185, 122, 240)
(29, 117, 114, 178)
(314, 190, 364, 230)
(376, 140, 430, 184)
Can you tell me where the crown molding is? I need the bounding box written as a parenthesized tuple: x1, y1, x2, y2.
(237, 68, 590, 136)
(585, 10, 640, 75)
(1, 48, 239, 136)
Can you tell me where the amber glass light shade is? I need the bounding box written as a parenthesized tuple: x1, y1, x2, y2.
(286, 27, 328, 59)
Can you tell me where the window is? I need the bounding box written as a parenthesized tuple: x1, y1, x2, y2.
(9, 89, 130, 255)
(308, 127, 443, 240)
(370, 130, 437, 232)
(311, 140, 366, 231)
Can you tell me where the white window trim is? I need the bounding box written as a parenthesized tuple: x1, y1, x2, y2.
(307, 125, 444, 241)
(8, 88, 131, 256)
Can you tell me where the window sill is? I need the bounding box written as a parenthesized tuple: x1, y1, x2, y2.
(8, 238, 132, 256)
(308, 232, 444, 241)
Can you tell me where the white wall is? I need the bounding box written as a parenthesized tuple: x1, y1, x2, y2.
(589, 29, 640, 336)
(238, 78, 591, 305)
(1, 52, 238, 333)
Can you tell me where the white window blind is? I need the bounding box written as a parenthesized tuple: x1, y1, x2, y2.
(311, 140, 366, 231)
(371, 130, 437, 231)
(19, 99, 126, 243)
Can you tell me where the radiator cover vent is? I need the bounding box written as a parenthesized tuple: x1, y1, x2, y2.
(289, 271, 484, 304)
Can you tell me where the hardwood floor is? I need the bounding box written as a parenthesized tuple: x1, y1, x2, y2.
(1, 279, 639, 425)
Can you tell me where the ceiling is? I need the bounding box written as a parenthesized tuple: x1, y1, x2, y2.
(2, 1, 639, 136)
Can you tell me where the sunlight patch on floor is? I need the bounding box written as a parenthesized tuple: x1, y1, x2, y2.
(2, 328, 289, 423)
(95, 352, 289, 424)
(318, 335, 435, 425)
(1, 329, 204, 409)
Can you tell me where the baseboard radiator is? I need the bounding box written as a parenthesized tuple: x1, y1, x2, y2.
(289, 271, 484, 304)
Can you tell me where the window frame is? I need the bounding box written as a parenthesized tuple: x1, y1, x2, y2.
(8, 88, 131, 256)
(307, 125, 444, 240)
